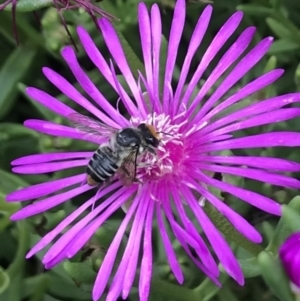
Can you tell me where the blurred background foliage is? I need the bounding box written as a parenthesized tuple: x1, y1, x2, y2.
(1, 0, 300, 300)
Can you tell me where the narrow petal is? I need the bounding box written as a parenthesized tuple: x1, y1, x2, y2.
(186, 26, 256, 118)
(200, 93, 300, 135)
(193, 170, 281, 215)
(43, 65, 120, 128)
(12, 152, 92, 166)
(168, 220, 221, 284)
(139, 200, 155, 301)
(197, 163, 300, 189)
(171, 186, 219, 274)
(98, 18, 146, 117)
(198, 132, 300, 152)
(61, 47, 127, 127)
(26, 182, 122, 258)
(194, 36, 273, 123)
(76, 26, 139, 118)
(185, 177, 262, 242)
(182, 185, 244, 285)
(107, 189, 150, 301)
(162, 0, 186, 113)
(12, 159, 88, 174)
(6, 174, 85, 202)
(150, 4, 162, 111)
(11, 184, 92, 220)
(26, 87, 75, 118)
(172, 5, 212, 114)
(162, 186, 220, 281)
(24, 119, 105, 144)
(42, 185, 134, 264)
(138, 3, 153, 90)
(205, 108, 300, 137)
(156, 202, 184, 284)
(203, 70, 285, 121)
(66, 186, 137, 258)
(181, 11, 243, 106)
(92, 194, 140, 301)
(109, 60, 147, 115)
(196, 155, 300, 172)
(44, 251, 68, 269)
(122, 197, 150, 299)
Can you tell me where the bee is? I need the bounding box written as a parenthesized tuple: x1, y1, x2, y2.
(69, 113, 160, 186)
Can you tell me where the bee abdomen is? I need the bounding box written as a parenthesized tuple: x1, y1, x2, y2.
(87, 146, 119, 184)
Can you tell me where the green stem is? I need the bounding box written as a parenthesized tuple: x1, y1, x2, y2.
(6, 221, 30, 301)
(193, 273, 228, 301)
(7, 220, 30, 277)
(204, 203, 263, 256)
(151, 278, 199, 301)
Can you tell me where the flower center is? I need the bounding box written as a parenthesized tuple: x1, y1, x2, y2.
(131, 113, 186, 183)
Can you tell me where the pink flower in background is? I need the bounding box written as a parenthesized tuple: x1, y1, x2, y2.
(6, 0, 300, 300)
(279, 233, 300, 288)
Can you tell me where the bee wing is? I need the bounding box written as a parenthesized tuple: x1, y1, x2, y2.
(118, 149, 139, 185)
(68, 113, 118, 140)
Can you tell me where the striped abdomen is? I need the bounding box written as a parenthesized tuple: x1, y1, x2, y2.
(86, 146, 120, 186)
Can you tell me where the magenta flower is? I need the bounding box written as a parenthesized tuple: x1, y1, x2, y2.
(279, 233, 300, 288)
(6, 0, 300, 300)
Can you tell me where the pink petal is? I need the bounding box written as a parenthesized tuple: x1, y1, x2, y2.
(139, 200, 155, 301)
(12, 159, 88, 174)
(182, 185, 244, 285)
(26, 181, 122, 258)
(92, 193, 140, 301)
(162, 0, 186, 113)
(156, 202, 184, 284)
(11, 184, 92, 220)
(26, 87, 75, 118)
(6, 174, 85, 202)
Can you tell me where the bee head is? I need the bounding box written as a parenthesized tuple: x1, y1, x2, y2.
(138, 123, 160, 148)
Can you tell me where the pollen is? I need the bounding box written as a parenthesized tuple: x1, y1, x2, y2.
(131, 113, 187, 183)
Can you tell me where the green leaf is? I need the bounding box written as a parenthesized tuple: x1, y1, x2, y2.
(63, 260, 96, 285)
(238, 257, 261, 278)
(236, 5, 273, 16)
(264, 56, 277, 73)
(0, 267, 10, 294)
(46, 270, 92, 300)
(268, 40, 300, 54)
(267, 196, 300, 253)
(3, 0, 53, 12)
(258, 251, 293, 301)
(0, 46, 37, 118)
(0, 169, 28, 195)
(266, 18, 291, 39)
(281, 204, 300, 232)
(0, 191, 19, 231)
(294, 63, 300, 87)
(0, 123, 39, 140)
(194, 273, 228, 301)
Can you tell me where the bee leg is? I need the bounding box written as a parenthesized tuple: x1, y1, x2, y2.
(91, 185, 103, 211)
(132, 177, 143, 184)
(80, 175, 88, 186)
